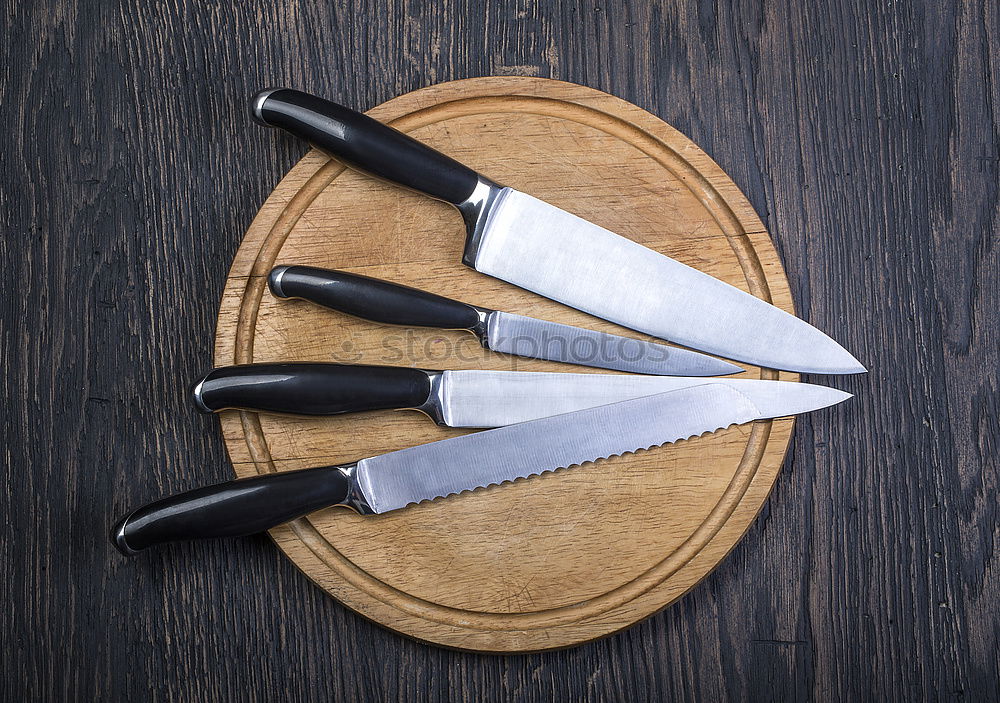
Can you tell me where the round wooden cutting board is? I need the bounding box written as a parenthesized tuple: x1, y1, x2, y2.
(214, 77, 798, 651)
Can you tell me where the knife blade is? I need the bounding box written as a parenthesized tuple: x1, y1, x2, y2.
(250, 88, 865, 374)
(193, 363, 851, 428)
(113, 383, 851, 553)
(267, 265, 740, 376)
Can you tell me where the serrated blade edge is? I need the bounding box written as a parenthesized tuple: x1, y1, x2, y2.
(355, 384, 761, 514)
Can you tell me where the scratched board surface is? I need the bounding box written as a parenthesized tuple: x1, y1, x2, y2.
(213, 76, 799, 652)
(2, 0, 998, 700)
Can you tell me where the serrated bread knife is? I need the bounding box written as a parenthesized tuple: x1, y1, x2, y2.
(112, 384, 851, 554)
(250, 88, 865, 374)
(266, 265, 740, 376)
(193, 363, 851, 428)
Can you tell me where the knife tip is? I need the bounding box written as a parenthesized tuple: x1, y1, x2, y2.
(711, 359, 746, 376)
(665, 355, 745, 377)
(795, 343, 867, 376)
(827, 357, 868, 375)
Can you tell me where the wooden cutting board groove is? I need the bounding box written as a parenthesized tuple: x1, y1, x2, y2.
(213, 77, 798, 651)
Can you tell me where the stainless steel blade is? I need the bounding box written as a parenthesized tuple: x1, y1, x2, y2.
(356, 384, 763, 514)
(436, 370, 852, 427)
(471, 189, 865, 374)
(485, 311, 741, 376)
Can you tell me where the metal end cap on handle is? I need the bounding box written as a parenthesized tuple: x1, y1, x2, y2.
(111, 514, 140, 556)
(250, 88, 284, 127)
(268, 265, 291, 298)
(191, 377, 212, 414)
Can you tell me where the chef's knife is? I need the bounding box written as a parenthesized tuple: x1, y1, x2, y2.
(250, 88, 865, 374)
(193, 362, 851, 428)
(113, 383, 850, 553)
(267, 265, 740, 376)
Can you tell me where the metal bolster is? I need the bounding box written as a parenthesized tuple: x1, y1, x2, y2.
(456, 177, 506, 268)
(337, 462, 375, 515)
(469, 307, 492, 348)
(413, 370, 449, 426)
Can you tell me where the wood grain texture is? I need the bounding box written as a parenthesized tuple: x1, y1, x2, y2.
(1, 0, 997, 698)
(216, 77, 798, 650)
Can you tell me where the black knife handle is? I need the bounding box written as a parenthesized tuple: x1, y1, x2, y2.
(193, 362, 433, 416)
(111, 465, 351, 554)
(269, 265, 486, 332)
(252, 88, 480, 205)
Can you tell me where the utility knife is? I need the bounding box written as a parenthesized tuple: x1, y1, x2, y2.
(251, 88, 865, 374)
(267, 265, 740, 376)
(193, 362, 851, 428)
(112, 383, 851, 553)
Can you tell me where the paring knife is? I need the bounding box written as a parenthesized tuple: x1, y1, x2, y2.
(250, 88, 865, 374)
(267, 265, 740, 376)
(192, 362, 851, 428)
(112, 383, 851, 553)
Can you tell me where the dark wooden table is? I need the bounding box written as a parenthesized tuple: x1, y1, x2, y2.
(3, 1, 997, 700)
